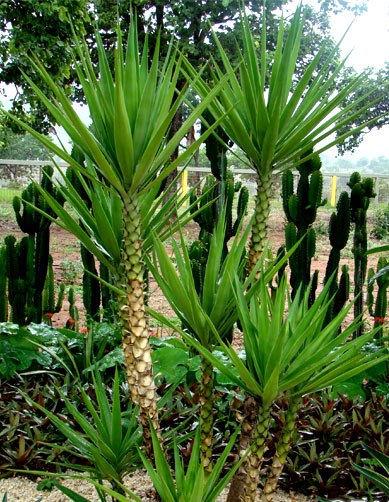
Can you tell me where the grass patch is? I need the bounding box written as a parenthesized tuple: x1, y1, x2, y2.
(0, 188, 21, 203)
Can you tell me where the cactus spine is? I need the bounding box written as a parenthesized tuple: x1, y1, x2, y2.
(348, 172, 376, 337)
(282, 152, 324, 304)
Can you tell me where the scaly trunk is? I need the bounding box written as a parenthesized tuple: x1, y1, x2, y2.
(116, 193, 159, 458)
(247, 171, 272, 278)
(243, 402, 272, 501)
(199, 356, 214, 471)
(261, 396, 301, 501)
(226, 395, 258, 502)
(228, 170, 272, 500)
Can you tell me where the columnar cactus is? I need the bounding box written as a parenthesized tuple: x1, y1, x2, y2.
(66, 286, 79, 331)
(282, 152, 324, 304)
(367, 257, 388, 340)
(4, 235, 35, 325)
(348, 172, 376, 337)
(0, 245, 8, 322)
(42, 254, 65, 324)
(324, 191, 351, 322)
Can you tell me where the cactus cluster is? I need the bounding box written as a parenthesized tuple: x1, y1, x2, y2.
(348, 172, 376, 337)
(189, 128, 248, 296)
(282, 152, 324, 303)
(0, 166, 66, 325)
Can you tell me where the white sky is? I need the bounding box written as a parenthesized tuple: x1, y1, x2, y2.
(301, 0, 389, 160)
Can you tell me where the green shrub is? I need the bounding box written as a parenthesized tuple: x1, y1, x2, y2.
(371, 204, 389, 240)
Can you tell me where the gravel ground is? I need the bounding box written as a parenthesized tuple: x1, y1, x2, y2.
(0, 470, 317, 501)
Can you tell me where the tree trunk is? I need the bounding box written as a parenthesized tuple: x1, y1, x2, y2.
(247, 171, 273, 278)
(199, 355, 215, 471)
(262, 396, 301, 501)
(226, 394, 258, 502)
(241, 402, 272, 501)
(116, 192, 160, 459)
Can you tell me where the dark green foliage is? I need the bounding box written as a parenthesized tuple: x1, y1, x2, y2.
(352, 444, 389, 496)
(0, 323, 52, 379)
(324, 191, 351, 323)
(371, 203, 389, 240)
(80, 245, 101, 322)
(0, 245, 8, 322)
(348, 172, 376, 337)
(282, 152, 324, 303)
(42, 255, 65, 321)
(367, 257, 388, 340)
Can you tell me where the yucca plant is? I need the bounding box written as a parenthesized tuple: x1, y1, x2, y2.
(175, 276, 388, 501)
(147, 213, 298, 469)
(4, 15, 226, 452)
(184, 7, 384, 497)
(146, 214, 250, 469)
(22, 368, 141, 499)
(138, 424, 244, 502)
(184, 5, 383, 274)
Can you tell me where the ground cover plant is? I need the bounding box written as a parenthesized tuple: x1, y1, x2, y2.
(0, 3, 388, 502)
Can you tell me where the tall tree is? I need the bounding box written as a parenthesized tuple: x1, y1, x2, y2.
(0, 131, 50, 160)
(0, 0, 89, 133)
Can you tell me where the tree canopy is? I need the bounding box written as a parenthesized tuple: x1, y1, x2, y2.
(0, 0, 386, 153)
(0, 130, 50, 160)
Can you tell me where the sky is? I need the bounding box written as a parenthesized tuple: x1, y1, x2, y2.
(302, 0, 389, 160)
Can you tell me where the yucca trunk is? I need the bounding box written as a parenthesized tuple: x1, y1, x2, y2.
(261, 396, 301, 501)
(116, 193, 159, 457)
(227, 170, 273, 501)
(226, 395, 258, 502)
(199, 356, 215, 470)
(247, 171, 273, 277)
(242, 402, 272, 501)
